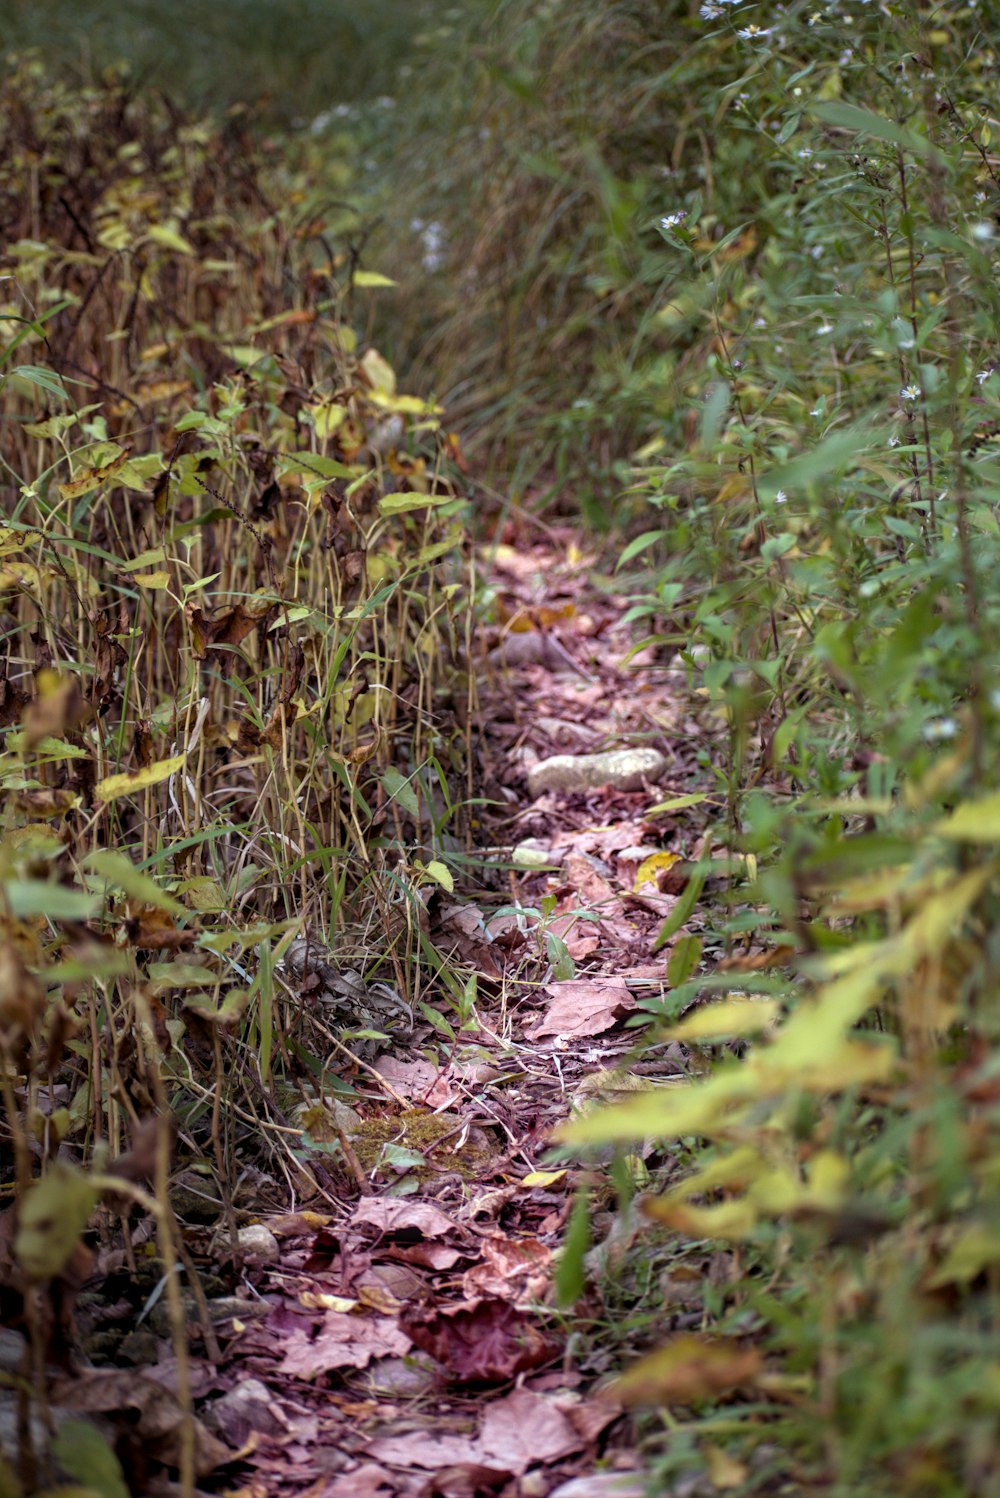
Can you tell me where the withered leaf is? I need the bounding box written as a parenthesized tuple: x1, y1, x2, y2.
(400, 1297, 560, 1384)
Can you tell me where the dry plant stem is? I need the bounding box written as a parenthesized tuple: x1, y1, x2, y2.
(212, 1026, 240, 1260)
(89, 1172, 196, 1498)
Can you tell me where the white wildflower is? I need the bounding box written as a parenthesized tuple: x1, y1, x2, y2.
(900, 384, 921, 401)
(738, 24, 772, 40)
(774, 489, 788, 504)
(976, 368, 994, 384)
(660, 211, 688, 229)
(924, 717, 958, 741)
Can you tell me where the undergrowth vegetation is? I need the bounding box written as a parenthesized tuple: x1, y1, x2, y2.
(4, 0, 1000, 1492)
(0, 56, 473, 1439)
(553, 2, 1000, 1494)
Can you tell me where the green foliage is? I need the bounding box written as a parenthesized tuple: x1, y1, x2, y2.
(549, 1, 1000, 1492)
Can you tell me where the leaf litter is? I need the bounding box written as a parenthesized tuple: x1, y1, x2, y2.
(164, 525, 709, 1496)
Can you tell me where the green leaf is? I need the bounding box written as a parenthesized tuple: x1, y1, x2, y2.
(83, 850, 185, 917)
(378, 492, 453, 515)
(353, 270, 398, 288)
(2, 881, 101, 921)
(51, 1421, 130, 1498)
(811, 101, 933, 159)
(424, 859, 454, 893)
(381, 767, 420, 817)
(936, 792, 1000, 842)
(555, 1189, 591, 1307)
(10, 364, 70, 400)
(653, 868, 708, 953)
(667, 934, 702, 987)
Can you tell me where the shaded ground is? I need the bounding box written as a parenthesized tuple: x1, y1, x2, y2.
(189, 528, 711, 1498)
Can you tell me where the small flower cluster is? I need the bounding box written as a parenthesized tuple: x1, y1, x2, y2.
(659, 211, 688, 230)
(700, 0, 744, 18)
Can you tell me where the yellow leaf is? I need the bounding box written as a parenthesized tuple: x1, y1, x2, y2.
(643, 1196, 758, 1240)
(927, 1223, 1000, 1288)
(634, 851, 680, 891)
(353, 270, 398, 288)
(360, 348, 396, 396)
(660, 1145, 769, 1203)
(613, 1334, 761, 1407)
(146, 223, 195, 255)
(704, 1444, 749, 1490)
(95, 754, 185, 803)
(58, 445, 130, 500)
(424, 859, 454, 893)
(131, 570, 170, 589)
(666, 997, 780, 1042)
(308, 400, 346, 440)
(522, 1170, 567, 1188)
(557, 1069, 754, 1148)
(936, 792, 1000, 842)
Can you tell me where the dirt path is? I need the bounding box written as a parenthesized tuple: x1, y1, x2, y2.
(207, 530, 708, 1498)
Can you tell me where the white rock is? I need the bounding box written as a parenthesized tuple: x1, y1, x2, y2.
(528, 749, 667, 797)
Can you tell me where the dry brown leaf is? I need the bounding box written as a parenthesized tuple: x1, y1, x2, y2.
(478, 1387, 582, 1471)
(278, 1310, 412, 1378)
(461, 1234, 551, 1301)
(49, 1368, 230, 1476)
(527, 979, 634, 1041)
(400, 1297, 559, 1383)
(351, 1198, 460, 1240)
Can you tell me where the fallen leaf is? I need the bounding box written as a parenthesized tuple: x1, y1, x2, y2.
(366, 1432, 490, 1473)
(527, 979, 634, 1041)
(400, 1297, 559, 1383)
(352, 1199, 460, 1240)
(278, 1310, 412, 1378)
(321, 1463, 398, 1497)
(462, 1234, 551, 1300)
(478, 1388, 582, 1471)
(49, 1369, 230, 1477)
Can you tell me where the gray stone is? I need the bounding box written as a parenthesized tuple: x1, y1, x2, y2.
(237, 1224, 280, 1262)
(528, 749, 668, 798)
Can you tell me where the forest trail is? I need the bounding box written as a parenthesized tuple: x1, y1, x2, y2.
(213, 528, 711, 1498)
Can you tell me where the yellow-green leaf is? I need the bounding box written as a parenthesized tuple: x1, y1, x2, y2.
(423, 859, 454, 893)
(666, 997, 780, 1042)
(95, 754, 185, 802)
(15, 1163, 98, 1280)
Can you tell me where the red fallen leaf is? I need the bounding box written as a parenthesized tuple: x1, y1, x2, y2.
(526, 979, 634, 1041)
(560, 851, 619, 909)
(400, 1297, 560, 1383)
(278, 1309, 412, 1379)
(392, 1242, 464, 1270)
(478, 1387, 583, 1471)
